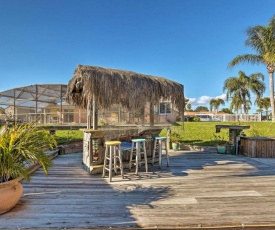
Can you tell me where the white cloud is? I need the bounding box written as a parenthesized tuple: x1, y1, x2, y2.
(187, 98, 197, 104)
(215, 93, 227, 101)
(187, 93, 260, 113)
(187, 94, 228, 106)
(197, 96, 212, 104)
(187, 96, 212, 105)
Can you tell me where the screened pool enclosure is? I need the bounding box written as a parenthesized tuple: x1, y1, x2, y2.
(0, 82, 184, 127)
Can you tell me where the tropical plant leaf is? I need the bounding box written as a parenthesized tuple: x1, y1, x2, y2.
(0, 122, 57, 183)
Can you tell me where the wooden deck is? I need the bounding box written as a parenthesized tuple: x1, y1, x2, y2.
(1, 150, 275, 229)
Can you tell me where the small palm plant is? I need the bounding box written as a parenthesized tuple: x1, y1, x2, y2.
(0, 122, 57, 183)
(170, 127, 182, 151)
(171, 131, 181, 143)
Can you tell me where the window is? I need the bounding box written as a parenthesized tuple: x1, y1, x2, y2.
(159, 102, 172, 115)
(64, 109, 74, 122)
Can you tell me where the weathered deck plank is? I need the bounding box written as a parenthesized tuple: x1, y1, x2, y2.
(1, 151, 275, 229)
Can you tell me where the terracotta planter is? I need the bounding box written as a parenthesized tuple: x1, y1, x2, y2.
(0, 178, 23, 214)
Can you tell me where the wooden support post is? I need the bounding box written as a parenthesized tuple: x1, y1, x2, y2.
(167, 128, 172, 149)
(92, 95, 98, 130)
(87, 101, 91, 129)
(181, 85, 185, 122)
(149, 103, 154, 127)
(140, 106, 145, 127)
(60, 85, 63, 125)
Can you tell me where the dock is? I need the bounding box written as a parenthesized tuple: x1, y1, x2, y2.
(1, 150, 275, 229)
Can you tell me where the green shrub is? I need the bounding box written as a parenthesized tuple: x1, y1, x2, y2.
(193, 116, 200, 122)
(187, 116, 200, 122)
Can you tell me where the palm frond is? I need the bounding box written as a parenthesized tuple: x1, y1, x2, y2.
(0, 123, 56, 182)
(228, 54, 264, 68)
(223, 70, 265, 114)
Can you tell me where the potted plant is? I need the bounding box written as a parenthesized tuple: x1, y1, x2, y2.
(171, 130, 181, 151)
(0, 122, 56, 214)
(213, 133, 227, 154)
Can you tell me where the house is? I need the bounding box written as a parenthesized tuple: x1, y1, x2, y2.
(184, 111, 228, 122)
(4, 106, 36, 122)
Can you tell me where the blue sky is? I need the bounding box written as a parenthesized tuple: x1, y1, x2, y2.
(1, 0, 275, 113)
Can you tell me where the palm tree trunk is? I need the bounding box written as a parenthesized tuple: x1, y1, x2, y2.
(269, 71, 275, 122)
(242, 93, 246, 115)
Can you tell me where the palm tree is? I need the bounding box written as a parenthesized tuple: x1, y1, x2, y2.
(256, 97, 271, 120)
(230, 93, 243, 114)
(184, 98, 189, 109)
(256, 108, 263, 113)
(228, 15, 275, 121)
(186, 103, 192, 111)
(209, 98, 225, 114)
(223, 70, 265, 114)
(244, 100, 252, 114)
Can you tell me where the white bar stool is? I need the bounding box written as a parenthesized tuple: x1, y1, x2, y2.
(129, 138, 148, 174)
(152, 136, 169, 167)
(102, 141, 124, 182)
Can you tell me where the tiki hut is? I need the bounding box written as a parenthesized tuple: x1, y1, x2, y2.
(66, 65, 184, 129)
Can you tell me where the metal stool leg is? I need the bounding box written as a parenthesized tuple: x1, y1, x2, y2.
(158, 139, 162, 168)
(113, 146, 118, 175)
(164, 140, 169, 166)
(129, 142, 135, 170)
(143, 143, 148, 172)
(118, 145, 124, 178)
(135, 142, 140, 175)
(102, 146, 108, 178)
(152, 139, 157, 165)
(109, 146, 113, 182)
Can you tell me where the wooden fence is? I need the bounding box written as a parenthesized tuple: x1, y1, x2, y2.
(240, 137, 275, 158)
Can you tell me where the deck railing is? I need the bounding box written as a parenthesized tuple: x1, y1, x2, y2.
(0, 110, 178, 126)
(0, 111, 262, 126)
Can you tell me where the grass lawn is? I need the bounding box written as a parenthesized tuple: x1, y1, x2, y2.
(54, 121, 275, 146)
(54, 130, 83, 144)
(159, 121, 275, 146)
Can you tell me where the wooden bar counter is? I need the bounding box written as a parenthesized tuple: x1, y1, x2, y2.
(81, 126, 166, 174)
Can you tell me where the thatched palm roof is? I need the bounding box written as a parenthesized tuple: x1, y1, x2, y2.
(66, 65, 184, 112)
